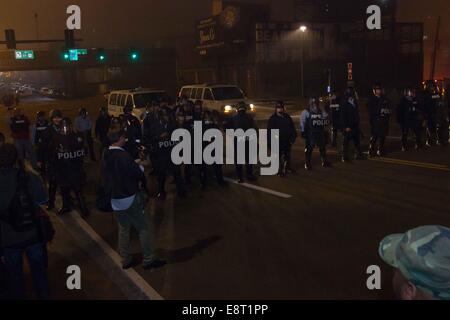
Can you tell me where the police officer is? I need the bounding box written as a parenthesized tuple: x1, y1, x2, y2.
(120, 105, 143, 159)
(9, 108, 35, 166)
(32, 111, 49, 180)
(341, 92, 364, 162)
(423, 82, 440, 146)
(326, 92, 341, 147)
(183, 101, 195, 184)
(33, 111, 49, 146)
(436, 93, 449, 146)
(151, 110, 185, 200)
(74, 107, 96, 162)
(95, 106, 112, 157)
(36, 109, 64, 210)
(300, 98, 331, 170)
(367, 84, 391, 156)
(230, 101, 257, 183)
(267, 101, 297, 176)
(202, 110, 226, 186)
(396, 88, 424, 151)
(48, 118, 89, 216)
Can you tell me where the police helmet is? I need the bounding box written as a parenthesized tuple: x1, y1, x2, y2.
(373, 83, 383, 95)
(275, 101, 285, 109)
(404, 87, 416, 97)
(49, 109, 63, 120)
(308, 97, 319, 107)
(110, 116, 123, 130)
(79, 107, 87, 116)
(36, 111, 46, 119)
(123, 105, 133, 114)
(237, 101, 247, 111)
(60, 117, 73, 135)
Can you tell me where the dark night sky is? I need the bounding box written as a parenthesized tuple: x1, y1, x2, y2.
(0, 0, 448, 78)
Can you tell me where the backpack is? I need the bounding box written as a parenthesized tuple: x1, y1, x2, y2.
(7, 169, 37, 232)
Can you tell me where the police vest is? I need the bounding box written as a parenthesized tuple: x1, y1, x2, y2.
(380, 105, 391, 118)
(57, 148, 85, 160)
(330, 103, 340, 111)
(409, 100, 419, 114)
(158, 139, 177, 150)
(10, 117, 29, 133)
(308, 111, 327, 134)
(35, 121, 49, 144)
(432, 94, 441, 100)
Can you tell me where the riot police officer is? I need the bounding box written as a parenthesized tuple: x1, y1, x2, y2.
(367, 84, 391, 156)
(95, 106, 112, 157)
(230, 101, 257, 183)
(396, 88, 424, 151)
(183, 101, 195, 184)
(300, 98, 331, 170)
(341, 92, 364, 162)
(267, 101, 297, 176)
(436, 94, 449, 146)
(75, 107, 96, 161)
(326, 92, 341, 147)
(202, 110, 226, 186)
(120, 105, 143, 159)
(33, 111, 49, 180)
(36, 109, 64, 210)
(151, 110, 185, 200)
(48, 118, 89, 216)
(423, 82, 441, 146)
(33, 111, 49, 146)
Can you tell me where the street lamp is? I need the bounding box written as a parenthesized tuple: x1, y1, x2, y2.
(299, 25, 307, 98)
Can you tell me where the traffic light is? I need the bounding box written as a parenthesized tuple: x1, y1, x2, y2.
(98, 48, 106, 62)
(130, 48, 139, 61)
(5, 29, 16, 49)
(62, 50, 70, 61)
(64, 29, 75, 48)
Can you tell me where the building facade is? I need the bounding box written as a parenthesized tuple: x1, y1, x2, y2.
(177, 0, 423, 98)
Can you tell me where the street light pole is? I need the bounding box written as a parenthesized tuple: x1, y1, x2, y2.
(299, 25, 307, 98)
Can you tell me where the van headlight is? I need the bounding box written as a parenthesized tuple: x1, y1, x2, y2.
(224, 105, 232, 113)
(250, 104, 255, 111)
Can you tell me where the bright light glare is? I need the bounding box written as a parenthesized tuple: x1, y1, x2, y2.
(300, 26, 307, 32)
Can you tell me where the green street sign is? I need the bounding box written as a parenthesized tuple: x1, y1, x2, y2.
(68, 49, 88, 61)
(15, 50, 35, 60)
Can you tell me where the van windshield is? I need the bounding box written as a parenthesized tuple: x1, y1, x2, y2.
(133, 92, 166, 108)
(211, 87, 244, 101)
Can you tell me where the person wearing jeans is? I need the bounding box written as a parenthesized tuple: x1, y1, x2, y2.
(2, 243, 49, 299)
(116, 192, 154, 267)
(0, 143, 50, 299)
(102, 127, 164, 270)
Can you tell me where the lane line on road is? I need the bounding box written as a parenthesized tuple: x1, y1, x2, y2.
(367, 157, 450, 171)
(224, 177, 293, 199)
(55, 212, 164, 300)
(297, 147, 448, 171)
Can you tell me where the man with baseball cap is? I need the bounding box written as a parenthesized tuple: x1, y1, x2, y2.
(379, 225, 450, 300)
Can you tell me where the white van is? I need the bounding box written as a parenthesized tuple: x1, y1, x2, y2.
(178, 84, 255, 115)
(107, 88, 167, 120)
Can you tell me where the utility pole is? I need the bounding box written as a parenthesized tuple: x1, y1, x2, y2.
(430, 16, 441, 80)
(34, 13, 39, 40)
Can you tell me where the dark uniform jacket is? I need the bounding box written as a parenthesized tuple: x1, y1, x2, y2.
(48, 133, 85, 186)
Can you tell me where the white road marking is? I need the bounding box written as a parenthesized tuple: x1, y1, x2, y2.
(224, 177, 293, 199)
(55, 212, 164, 300)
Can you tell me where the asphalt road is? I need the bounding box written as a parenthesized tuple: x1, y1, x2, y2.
(1, 97, 449, 300)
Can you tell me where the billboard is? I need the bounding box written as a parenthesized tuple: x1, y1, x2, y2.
(196, 6, 248, 56)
